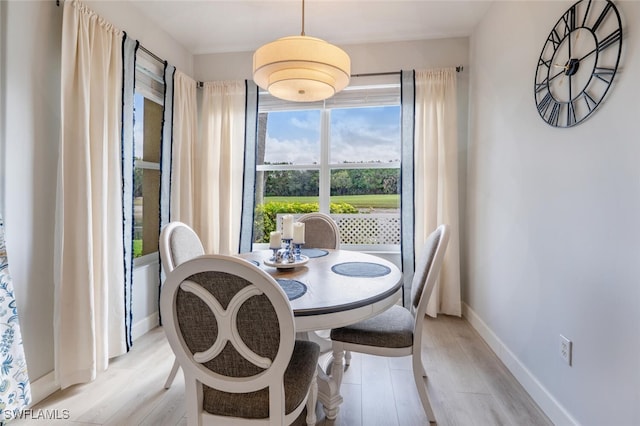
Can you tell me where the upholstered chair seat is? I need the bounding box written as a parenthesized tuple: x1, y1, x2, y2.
(329, 304, 414, 348)
(203, 340, 319, 418)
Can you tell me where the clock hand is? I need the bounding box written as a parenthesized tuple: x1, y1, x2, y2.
(578, 47, 597, 63)
(549, 69, 566, 82)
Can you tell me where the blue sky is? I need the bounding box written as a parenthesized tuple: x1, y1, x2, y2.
(264, 106, 401, 165)
(134, 93, 144, 158)
(134, 95, 401, 165)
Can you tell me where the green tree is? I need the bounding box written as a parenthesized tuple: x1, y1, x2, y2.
(133, 165, 143, 198)
(331, 170, 352, 195)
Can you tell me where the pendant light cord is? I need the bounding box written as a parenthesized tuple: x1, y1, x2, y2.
(301, 0, 306, 36)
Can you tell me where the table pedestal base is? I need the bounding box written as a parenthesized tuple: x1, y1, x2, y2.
(298, 331, 345, 420)
(317, 360, 343, 420)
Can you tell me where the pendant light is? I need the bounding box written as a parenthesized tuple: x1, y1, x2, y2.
(253, 0, 351, 102)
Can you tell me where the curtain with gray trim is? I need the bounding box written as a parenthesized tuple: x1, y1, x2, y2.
(121, 40, 176, 341)
(400, 70, 415, 307)
(121, 36, 137, 349)
(239, 81, 259, 253)
(158, 64, 175, 322)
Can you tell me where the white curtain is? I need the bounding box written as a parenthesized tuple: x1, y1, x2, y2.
(414, 68, 462, 317)
(196, 81, 246, 254)
(55, 0, 126, 388)
(170, 71, 198, 227)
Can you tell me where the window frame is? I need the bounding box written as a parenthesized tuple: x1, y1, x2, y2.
(255, 78, 402, 251)
(132, 50, 165, 268)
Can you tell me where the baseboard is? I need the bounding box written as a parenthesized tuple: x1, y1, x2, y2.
(29, 370, 59, 406)
(132, 311, 159, 342)
(462, 303, 578, 426)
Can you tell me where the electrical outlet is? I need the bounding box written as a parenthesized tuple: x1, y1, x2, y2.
(560, 335, 572, 366)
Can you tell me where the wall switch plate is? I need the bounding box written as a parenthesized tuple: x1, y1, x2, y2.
(560, 335, 572, 366)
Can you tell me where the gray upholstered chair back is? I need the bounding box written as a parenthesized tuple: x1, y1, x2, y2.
(176, 270, 281, 379)
(410, 224, 450, 311)
(160, 255, 316, 424)
(297, 213, 341, 249)
(160, 221, 205, 273)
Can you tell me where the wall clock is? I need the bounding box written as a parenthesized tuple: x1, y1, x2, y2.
(534, 0, 622, 128)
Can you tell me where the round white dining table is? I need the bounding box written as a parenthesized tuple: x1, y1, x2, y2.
(238, 249, 403, 332)
(238, 249, 403, 420)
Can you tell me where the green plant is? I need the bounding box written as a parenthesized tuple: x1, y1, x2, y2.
(253, 201, 357, 243)
(133, 239, 142, 258)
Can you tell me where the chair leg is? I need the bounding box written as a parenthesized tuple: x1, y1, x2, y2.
(164, 358, 180, 389)
(306, 369, 318, 426)
(184, 374, 203, 426)
(330, 349, 345, 390)
(413, 355, 436, 423)
(344, 350, 352, 368)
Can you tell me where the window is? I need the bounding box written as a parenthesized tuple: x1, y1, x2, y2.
(133, 50, 164, 262)
(254, 76, 402, 251)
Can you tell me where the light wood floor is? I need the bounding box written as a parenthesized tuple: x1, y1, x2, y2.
(17, 315, 551, 426)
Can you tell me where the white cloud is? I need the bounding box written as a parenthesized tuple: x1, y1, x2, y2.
(264, 107, 400, 164)
(264, 136, 319, 164)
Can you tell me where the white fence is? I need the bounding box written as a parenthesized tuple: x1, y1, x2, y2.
(276, 213, 401, 246)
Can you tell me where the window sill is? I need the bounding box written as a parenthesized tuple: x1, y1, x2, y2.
(133, 252, 159, 268)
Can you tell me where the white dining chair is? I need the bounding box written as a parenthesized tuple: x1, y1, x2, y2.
(297, 212, 341, 250)
(329, 224, 450, 424)
(159, 221, 205, 389)
(160, 254, 320, 426)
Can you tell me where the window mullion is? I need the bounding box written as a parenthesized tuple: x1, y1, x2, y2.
(319, 108, 331, 213)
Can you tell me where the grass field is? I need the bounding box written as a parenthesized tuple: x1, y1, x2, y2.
(264, 194, 399, 209)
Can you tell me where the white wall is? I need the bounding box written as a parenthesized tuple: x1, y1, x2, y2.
(195, 37, 469, 81)
(1, 0, 62, 383)
(0, 0, 192, 393)
(467, 1, 640, 424)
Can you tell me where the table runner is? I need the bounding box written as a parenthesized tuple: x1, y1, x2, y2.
(0, 215, 31, 421)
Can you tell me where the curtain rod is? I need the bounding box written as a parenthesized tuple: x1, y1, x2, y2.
(351, 71, 401, 78)
(351, 66, 463, 78)
(197, 66, 465, 87)
(138, 45, 165, 65)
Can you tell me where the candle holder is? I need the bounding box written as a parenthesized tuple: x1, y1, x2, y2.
(263, 239, 309, 269)
(269, 247, 280, 261)
(282, 238, 295, 263)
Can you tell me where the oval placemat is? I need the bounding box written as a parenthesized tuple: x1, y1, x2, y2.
(276, 279, 307, 301)
(300, 248, 329, 258)
(331, 262, 391, 278)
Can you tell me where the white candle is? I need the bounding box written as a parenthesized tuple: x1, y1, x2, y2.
(282, 215, 294, 239)
(269, 231, 282, 248)
(293, 222, 305, 244)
